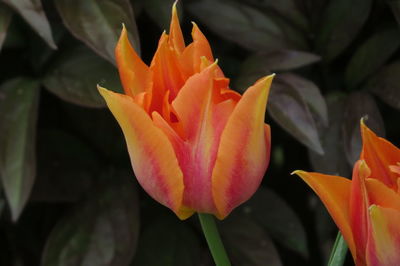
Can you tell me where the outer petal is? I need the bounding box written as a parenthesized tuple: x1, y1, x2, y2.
(349, 160, 371, 266)
(293, 170, 356, 259)
(98, 86, 185, 218)
(115, 25, 151, 97)
(172, 63, 230, 213)
(361, 121, 400, 189)
(211, 75, 273, 219)
(366, 205, 400, 266)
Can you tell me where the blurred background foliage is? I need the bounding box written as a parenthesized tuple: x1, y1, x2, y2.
(0, 0, 400, 265)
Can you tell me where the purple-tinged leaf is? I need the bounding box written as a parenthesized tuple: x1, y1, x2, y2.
(367, 61, 400, 110)
(188, 0, 306, 52)
(3, 0, 56, 49)
(279, 73, 328, 126)
(236, 50, 320, 91)
(268, 76, 324, 154)
(243, 0, 309, 31)
(308, 94, 351, 177)
(55, 0, 140, 64)
(342, 92, 385, 166)
(43, 46, 121, 108)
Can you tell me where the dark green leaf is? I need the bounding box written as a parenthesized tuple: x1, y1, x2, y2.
(240, 187, 308, 258)
(133, 215, 201, 266)
(43, 46, 122, 108)
(188, 0, 303, 52)
(0, 3, 12, 51)
(268, 76, 324, 154)
(346, 28, 400, 89)
(0, 77, 40, 221)
(31, 130, 98, 202)
(3, 0, 56, 49)
(143, 0, 178, 30)
(308, 94, 351, 177)
(342, 92, 385, 165)
(236, 50, 320, 90)
(55, 0, 140, 64)
(368, 61, 400, 110)
(42, 175, 140, 266)
(316, 0, 372, 61)
(220, 215, 282, 266)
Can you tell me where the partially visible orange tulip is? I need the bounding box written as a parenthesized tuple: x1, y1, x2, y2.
(294, 121, 400, 266)
(98, 4, 273, 219)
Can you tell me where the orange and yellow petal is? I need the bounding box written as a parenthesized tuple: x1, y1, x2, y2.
(172, 63, 223, 213)
(365, 178, 400, 212)
(361, 121, 400, 189)
(98, 86, 185, 217)
(366, 205, 400, 266)
(349, 160, 371, 265)
(293, 170, 356, 259)
(211, 75, 273, 219)
(169, 2, 185, 53)
(150, 33, 185, 111)
(180, 24, 214, 77)
(115, 25, 151, 97)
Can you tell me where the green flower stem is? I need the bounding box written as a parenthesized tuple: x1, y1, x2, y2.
(328, 232, 348, 266)
(198, 213, 231, 266)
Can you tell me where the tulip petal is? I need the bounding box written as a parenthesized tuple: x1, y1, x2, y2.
(211, 75, 273, 219)
(98, 86, 185, 217)
(172, 64, 226, 213)
(293, 170, 356, 259)
(367, 205, 400, 266)
(365, 178, 400, 212)
(115, 25, 151, 97)
(150, 33, 185, 110)
(191, 23, 213, 72)
(169, 2, 185, 53)
(180, 24, 214, 77)
(361, 121, 400, 189)
(349, 160, 371, 265)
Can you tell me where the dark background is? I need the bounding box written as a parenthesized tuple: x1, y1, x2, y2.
(1, 0, 400, 265)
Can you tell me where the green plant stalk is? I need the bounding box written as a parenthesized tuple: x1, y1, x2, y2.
(198, 213, 231, 266)
(328, 231, 348, 266)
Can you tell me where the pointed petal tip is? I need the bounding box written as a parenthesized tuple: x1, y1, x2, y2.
(291, 170, 306, 176)
(172, 0, 179, 13)
(97, 84, 107, 95)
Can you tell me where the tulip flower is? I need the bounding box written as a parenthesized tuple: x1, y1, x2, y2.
(294, 121, 400, 266)
(98, 4, 273, 220)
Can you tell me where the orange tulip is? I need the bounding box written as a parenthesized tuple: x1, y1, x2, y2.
(294, 121, 400, 266)
(98, 4, 273, 219)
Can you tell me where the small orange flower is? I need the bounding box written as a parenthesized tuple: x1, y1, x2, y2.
(294, 121, 400, 265)
(98, 4, 273, 219)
